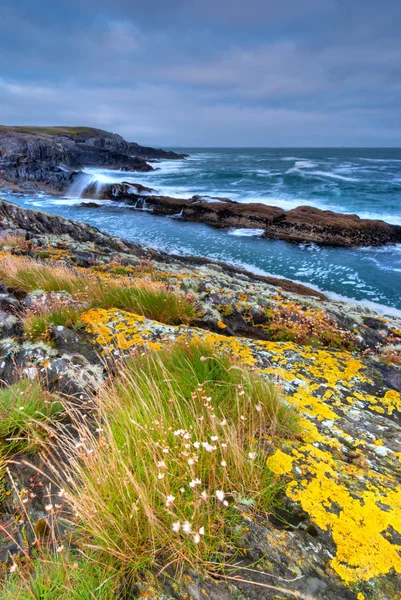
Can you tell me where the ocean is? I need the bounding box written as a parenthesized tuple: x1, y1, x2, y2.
(2, 147, 401, 313)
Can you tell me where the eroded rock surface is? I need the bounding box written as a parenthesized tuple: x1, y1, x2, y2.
(0, 126, 185, 193)
(94, 183, 401, 247)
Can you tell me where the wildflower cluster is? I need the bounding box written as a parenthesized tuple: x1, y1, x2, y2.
(262, 300, 356, 349)
(60, 343, 291, 576)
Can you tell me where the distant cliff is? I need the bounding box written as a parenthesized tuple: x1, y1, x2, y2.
(0, 125, 186, 193)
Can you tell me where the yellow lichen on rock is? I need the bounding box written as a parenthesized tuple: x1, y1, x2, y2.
(81, 308, 401, 590)
(266, 449, 295, 475)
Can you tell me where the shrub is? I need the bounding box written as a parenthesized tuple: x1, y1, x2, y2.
(262, 300, 356, 349)
(0, 381, 63, 455)
(58, 342, 298, 579)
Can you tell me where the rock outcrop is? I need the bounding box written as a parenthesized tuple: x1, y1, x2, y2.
(93, 182, 401, 247)
(0, 125, 186, 193)
(0, 201, 400, 599)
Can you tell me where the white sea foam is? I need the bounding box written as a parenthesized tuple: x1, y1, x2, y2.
(228, 228, 265, 237)
(294, 160, 317, 169)
(307, 170, 360, 182)
(228, 261, 401, 318)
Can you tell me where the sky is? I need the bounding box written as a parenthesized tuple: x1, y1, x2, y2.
(0, 0, 400, 147)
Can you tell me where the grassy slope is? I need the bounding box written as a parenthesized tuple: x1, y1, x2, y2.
(0, 125, 105, 137)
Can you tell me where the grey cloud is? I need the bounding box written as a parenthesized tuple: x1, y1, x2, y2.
(0, 0, 400, 145)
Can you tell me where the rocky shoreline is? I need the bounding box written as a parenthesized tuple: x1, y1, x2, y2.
(0, 199, 400, 599)
(83, 181, 401, 247)
(1, 127, 401, 248)
(0, 125, 185, 194)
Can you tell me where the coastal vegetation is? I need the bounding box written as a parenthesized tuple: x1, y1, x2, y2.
(0, 255, 198, 328)
(0, 201, 400, 599)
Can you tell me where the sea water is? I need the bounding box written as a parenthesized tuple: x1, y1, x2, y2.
(2, 147, 401, 313)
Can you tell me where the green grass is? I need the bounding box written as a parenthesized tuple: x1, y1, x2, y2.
(0, 125, 101, 137)
(90, 281, 197, 325)
(0, 256, 198, 326)
(23, 306, 86, 342)
(0, 551, 117, 599)
(60, 342, 298, 579)
(0, 381, 63, 456)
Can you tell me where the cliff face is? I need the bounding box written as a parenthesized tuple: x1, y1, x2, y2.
(0, 200, 400, 599)
(0, 126, 186, 193)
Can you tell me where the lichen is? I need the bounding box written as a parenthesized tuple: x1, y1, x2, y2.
(81, 307, 401, 589)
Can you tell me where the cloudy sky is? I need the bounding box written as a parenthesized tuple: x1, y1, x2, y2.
(1, 0, 400, 147)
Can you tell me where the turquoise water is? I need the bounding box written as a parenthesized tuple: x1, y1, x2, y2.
(2, 147, 401, 313)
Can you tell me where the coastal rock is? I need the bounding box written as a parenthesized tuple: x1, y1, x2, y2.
(0, 126, 185, 193)
(81, 308, 401, 599)
(0, 201, 400, 598)
(96, 186, 401, 247)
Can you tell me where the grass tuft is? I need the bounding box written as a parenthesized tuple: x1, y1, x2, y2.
(0, 233, 28, 250)
(58, 342, 298, 579)
(0, 550, 117, 599)
(0, 381, 63, 456)
(23, 305, 86, 342)
(0, 256, 198, 326)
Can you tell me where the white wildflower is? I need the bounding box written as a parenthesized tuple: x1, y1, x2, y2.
(166, 495, 175, 507)
(172, 521, 181, 533)
(216, 490, 225, 502)
(182, 521, 192, 534)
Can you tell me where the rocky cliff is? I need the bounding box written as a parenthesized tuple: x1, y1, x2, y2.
(0, 126, 186, 193)
(0, 200, 400, 599)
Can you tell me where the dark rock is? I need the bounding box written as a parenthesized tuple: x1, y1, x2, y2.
(50, 325, 101, 365)
(0, 310, 21, 339)
(82, 181, 154, 200)
(97, 186, 401, 247)
(79, 202, 101, 208)
(0, 125, 186, 193)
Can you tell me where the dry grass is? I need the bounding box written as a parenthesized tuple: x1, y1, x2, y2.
(54, 342, 298, 579)
(0, 256, 198, 326)
(0, 233, 28, 250)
